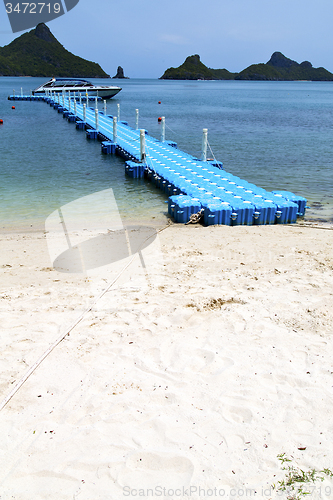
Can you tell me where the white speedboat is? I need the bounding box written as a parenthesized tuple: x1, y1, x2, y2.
(33, 78, 122, 99)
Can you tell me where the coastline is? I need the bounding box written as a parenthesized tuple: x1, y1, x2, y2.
(0, 221, 332, 497)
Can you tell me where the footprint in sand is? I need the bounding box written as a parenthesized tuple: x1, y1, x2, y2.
(223, 405, 253, 424)
(117, 452, 194, 490)
(224, 434, 247, 449)
(164, 346, 234, 376)
(197, 353, 234, 376)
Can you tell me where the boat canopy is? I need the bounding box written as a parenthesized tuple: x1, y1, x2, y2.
(42, 79, 94, 88)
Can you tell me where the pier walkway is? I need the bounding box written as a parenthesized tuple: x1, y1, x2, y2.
(10, 93, 307, 225)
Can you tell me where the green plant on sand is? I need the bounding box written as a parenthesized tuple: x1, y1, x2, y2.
(271, 453, 333, 500)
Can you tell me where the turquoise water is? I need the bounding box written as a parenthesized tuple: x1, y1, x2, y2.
(1, 77, 332, 231)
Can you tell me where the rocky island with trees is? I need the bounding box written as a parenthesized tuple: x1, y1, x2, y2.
(160, 53, 333, 81)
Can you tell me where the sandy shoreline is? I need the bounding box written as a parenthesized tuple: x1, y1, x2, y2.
(0, 221, 333, 499)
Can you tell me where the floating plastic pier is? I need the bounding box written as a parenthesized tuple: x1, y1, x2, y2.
(8, 94, 101, 101)
(8, 95, 44, 101)
(10, 93, 307, 225)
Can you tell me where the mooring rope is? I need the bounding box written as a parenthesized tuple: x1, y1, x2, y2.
(207, 139, 218, 163)
(0, 223, 172, 412)
(165, 123, 178, 137)
(185, 209, 205, 225)
(144, 142, 157, 174)
(291, 223, 333, 231)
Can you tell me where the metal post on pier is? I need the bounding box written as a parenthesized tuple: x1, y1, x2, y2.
(83, 103, 86, 123)
(95, 96, 98, 111)
(135, 109, 139, 130)
(68, 92, 71, 112)
(21, 87, 23, 97)
(74, 98, 77, 117)
(95, 108, 99, 131)
(202, 128, 208, 162)
(79, 92, 82, 105)
(117, 103, 120, 121)
(86, 93, 89, 109)
(62, 91, 65, 108)
(161, 116, 165, 142)
(140, 129, 146, 162)
(113, 116, 117, 144)
(104, 100, 107, 115)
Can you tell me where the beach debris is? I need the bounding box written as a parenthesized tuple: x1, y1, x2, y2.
(186, 296, 245, 311)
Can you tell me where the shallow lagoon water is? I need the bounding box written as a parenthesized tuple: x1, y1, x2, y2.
(0, 77, 332, 231)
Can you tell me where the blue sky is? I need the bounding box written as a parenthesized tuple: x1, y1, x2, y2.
(1, 0, 333, 78)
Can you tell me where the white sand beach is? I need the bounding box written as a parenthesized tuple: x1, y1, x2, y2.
(0, 220, 333, 499)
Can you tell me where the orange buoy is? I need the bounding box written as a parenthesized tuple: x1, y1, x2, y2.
(12, 106, 15, 109)
(0, 119, 3, 124)
(158, 117, 162, 122)
(158, 101, 161, 104)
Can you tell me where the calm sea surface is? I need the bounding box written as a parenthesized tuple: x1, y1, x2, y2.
(0, 77, 332, 231)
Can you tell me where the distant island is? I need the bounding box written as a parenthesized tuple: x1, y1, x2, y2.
(0, 23, 109, 78)
(112, 66, 129, 79)
(2, 26, 331, 82)
(160, 53, 333, 81)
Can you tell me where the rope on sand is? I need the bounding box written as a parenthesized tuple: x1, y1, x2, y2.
(290, 223, 333, 230)
(0, 224, 172, 412)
